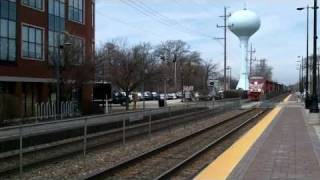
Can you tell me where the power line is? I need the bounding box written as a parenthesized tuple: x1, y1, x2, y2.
(121, 0, 213, 39)
(133, 0, 211, 37)
(131, 0, 176, 24)
(137, 0, 212, 38)
(121, 0, 232, 57)
(119, 0, 173, 27)
(95, 9, 163, 40)
(122, 0, 211, 39)
(97, 0, 228, 62)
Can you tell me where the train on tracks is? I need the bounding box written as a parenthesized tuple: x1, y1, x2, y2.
(248, 76, 287, 101)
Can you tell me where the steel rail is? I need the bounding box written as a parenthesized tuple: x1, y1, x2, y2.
(154, 110, 266, 180)
(83, 108, 261, 180)
(0, 106, 239, 176)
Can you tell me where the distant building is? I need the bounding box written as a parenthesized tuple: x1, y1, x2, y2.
(0, 0, 95, 117)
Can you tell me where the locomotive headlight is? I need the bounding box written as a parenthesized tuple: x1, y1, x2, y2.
(258, 88, 262, 92)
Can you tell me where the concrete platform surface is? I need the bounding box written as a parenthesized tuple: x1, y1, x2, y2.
(230, 98, 320, 180)
(196, 95, 320, 180)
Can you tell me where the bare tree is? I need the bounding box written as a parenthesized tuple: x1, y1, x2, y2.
(200, 60, 218, 94)
(97, 41, 156, 110)
(96, 39, 221, 109)
(252, 59, 273, 80)
(154, 41, 219, 96)
(154, 40, 190, 91)
(48, 33, 95, 114)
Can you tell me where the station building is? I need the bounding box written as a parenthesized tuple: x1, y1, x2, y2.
(0, 0, 95, 117)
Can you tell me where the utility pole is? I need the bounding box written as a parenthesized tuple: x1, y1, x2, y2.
(310, 0, 319, 113)
(217, 6, 231, 91)
(248, 44, 256, 77)
(259, 59, 266, 74)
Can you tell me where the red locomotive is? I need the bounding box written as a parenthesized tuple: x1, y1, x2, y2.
(248, 76, 285, 101)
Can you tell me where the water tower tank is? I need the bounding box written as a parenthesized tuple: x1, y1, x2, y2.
(228, 9, 261, 90)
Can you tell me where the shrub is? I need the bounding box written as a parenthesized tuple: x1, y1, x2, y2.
(223, 90, 242, 99)
(0, 94, 22, 124)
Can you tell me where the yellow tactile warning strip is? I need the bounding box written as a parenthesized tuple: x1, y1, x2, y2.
(195, 95, 291, 180)
(283, 94, 292, 102)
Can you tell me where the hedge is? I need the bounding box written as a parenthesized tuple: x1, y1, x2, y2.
(223, 90, 242, 99)
(0, 94, 22, 124)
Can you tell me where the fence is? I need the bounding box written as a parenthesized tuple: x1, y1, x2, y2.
(0, 98, 242, 178)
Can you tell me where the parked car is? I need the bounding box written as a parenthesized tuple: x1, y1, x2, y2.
(112, 92, 131, 106)
(151, 92, 160, 100)
(176, 91, 183, 98)
(159, 93, 166, 100)
(169, 93, 177, 99)
(135, 92, 143, 101)
(167, 93, 176, 100)
(214, 90, 224, 100)
(194, 92, 200, 101)
(120, 91, 133, 101)
(143, 91, 153, 100)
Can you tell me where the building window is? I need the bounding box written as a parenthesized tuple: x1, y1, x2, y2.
(48, 0, 65, 64)
(0, 0, 16, 62)
(49, 0, 65, 18)
(67, 36, 84, 64)
(68, 0, 83, 23)
(22, 0, 44, 11)
(22, 25, 44, 60)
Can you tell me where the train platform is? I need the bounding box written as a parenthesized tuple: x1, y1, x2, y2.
(195, 94, 320, 180)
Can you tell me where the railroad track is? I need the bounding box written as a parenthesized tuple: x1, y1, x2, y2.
(0, 102, 241, 176)
(83, 108, 267, 180)
(1, 94, 287, 178)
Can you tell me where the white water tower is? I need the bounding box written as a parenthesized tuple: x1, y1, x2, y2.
(228, 8, 261, 90)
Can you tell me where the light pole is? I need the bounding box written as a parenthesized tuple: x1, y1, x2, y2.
(297, 6, 311, 109)
(298, 56, 305, 94)
(173, 54, 177, 90)
(56, 42, 72, 116)
(297, 59, 303, 94)
(318, 48, 320, 95)
(296, 65, 302, 93)
(227, 66, 232, 89)
(142, 56, 145, 111)
(164, 78, 168, 107)
(160, 56, 170, 107)
(310, 0, 319, 113)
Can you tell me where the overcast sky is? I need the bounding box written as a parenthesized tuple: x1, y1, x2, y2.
(95, 0, 317, 85)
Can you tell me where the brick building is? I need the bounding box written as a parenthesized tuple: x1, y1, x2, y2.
(0, 0, 95, 117)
